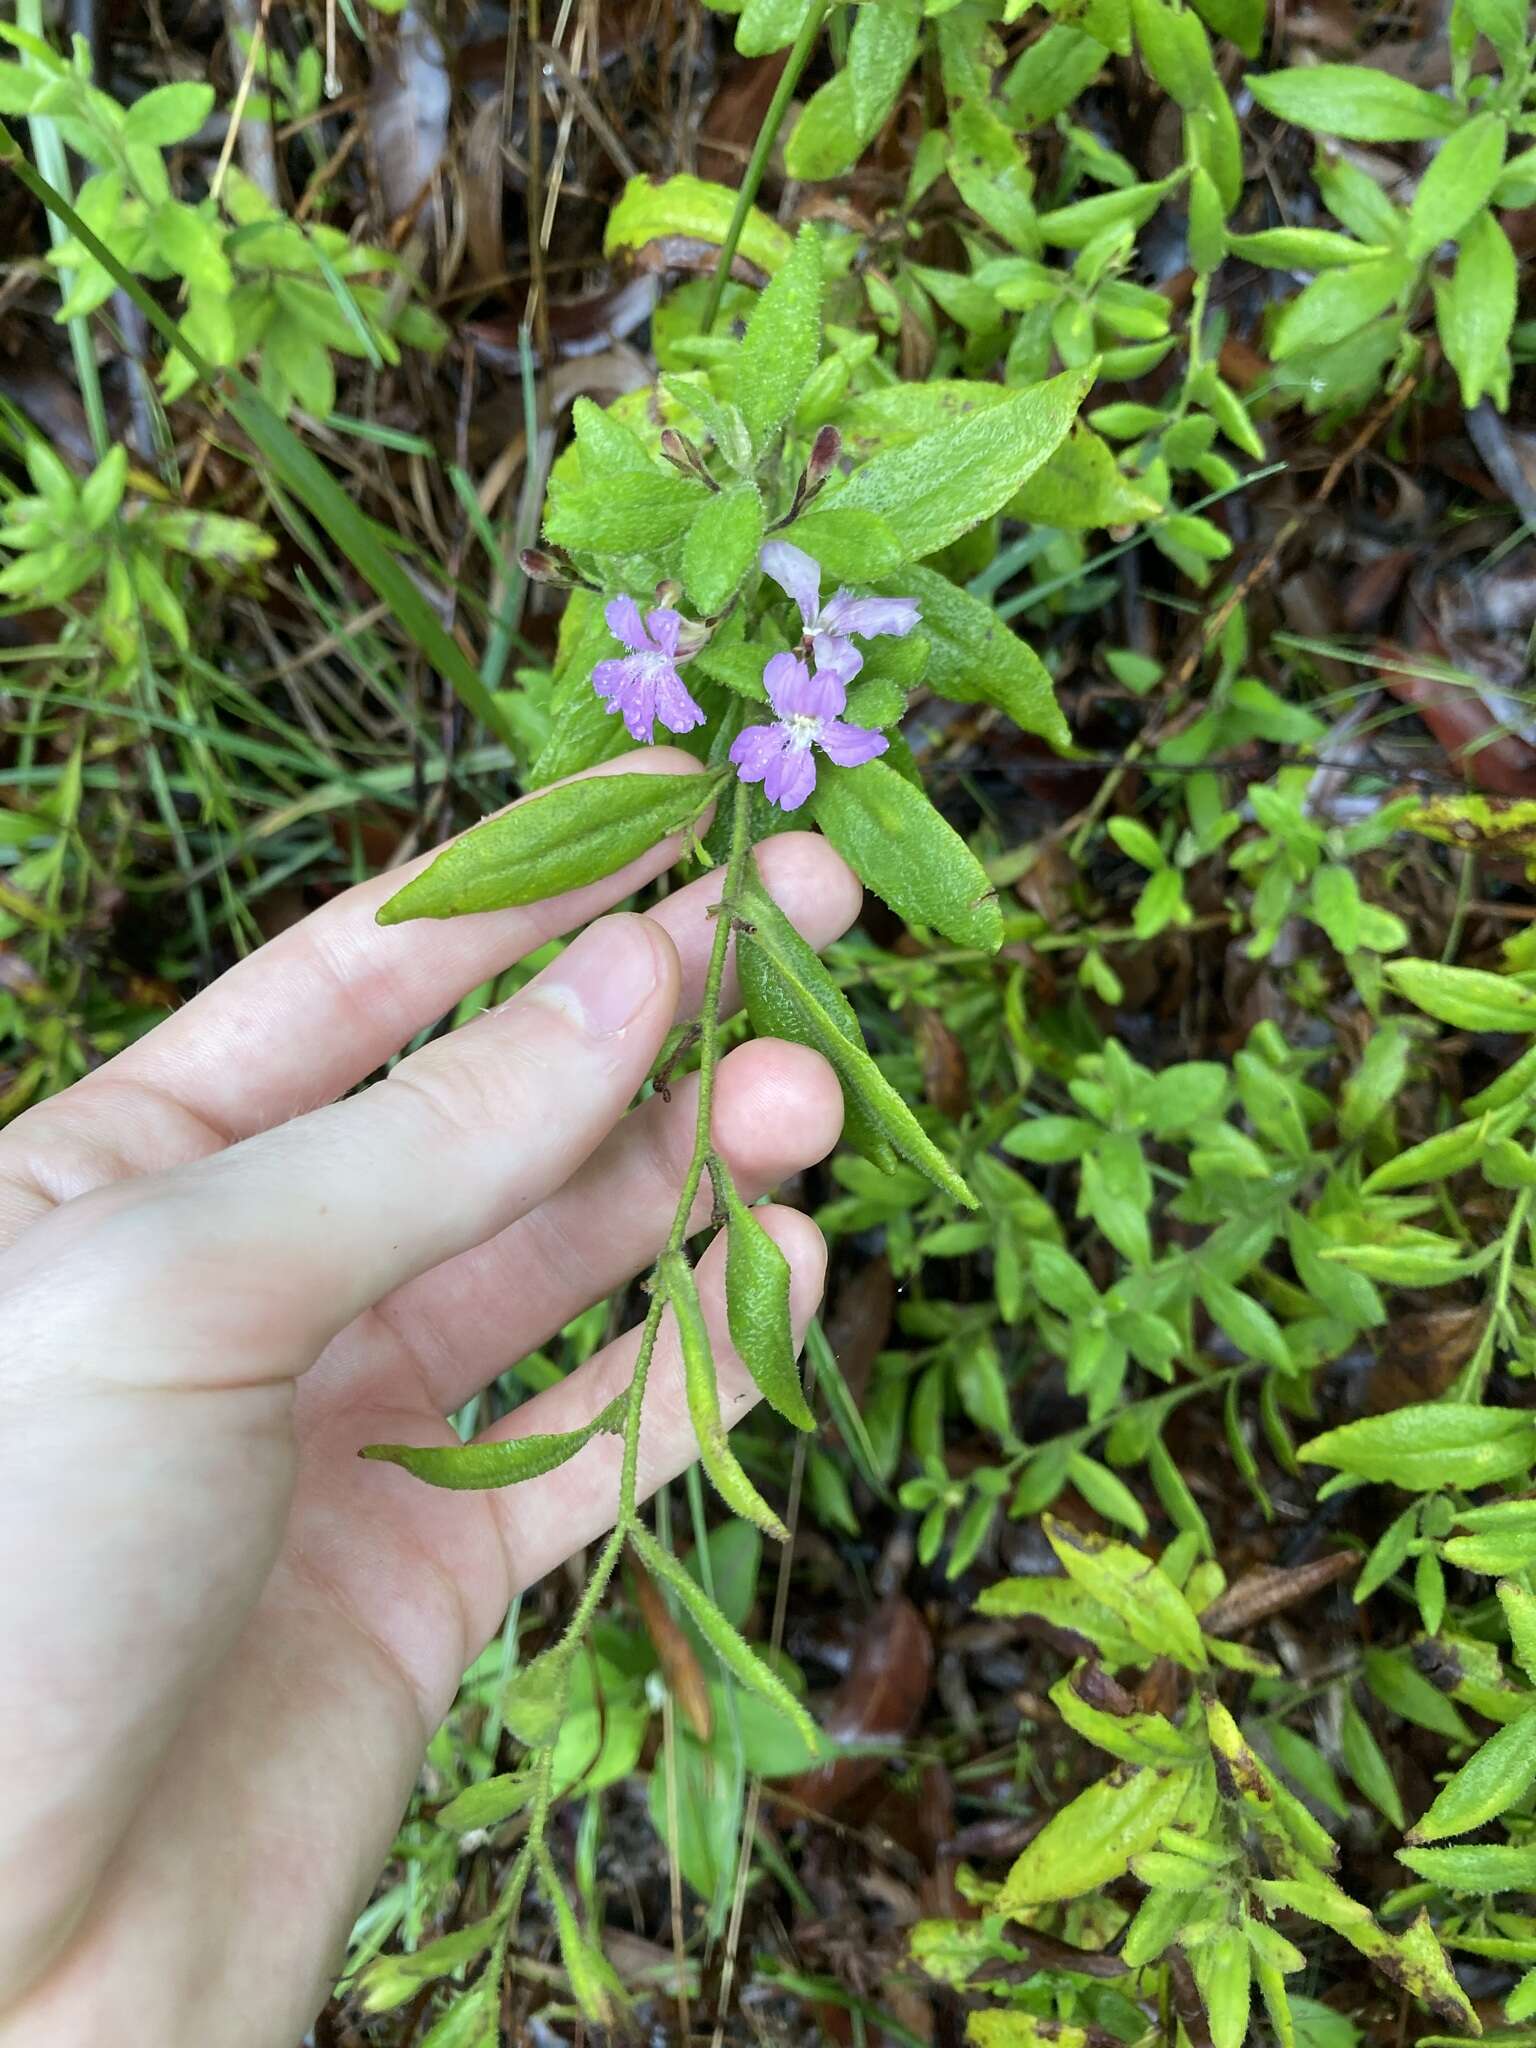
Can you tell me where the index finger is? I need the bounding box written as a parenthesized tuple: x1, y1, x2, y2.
(81, 749, 707, 1144)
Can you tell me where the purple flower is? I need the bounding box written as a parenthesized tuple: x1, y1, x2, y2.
(760, 539, 921, 681)
(729, 649, 888, 812)
(592, 596, 706, 744)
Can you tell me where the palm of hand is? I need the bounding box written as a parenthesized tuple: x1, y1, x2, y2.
(0, 760, 851, 2047)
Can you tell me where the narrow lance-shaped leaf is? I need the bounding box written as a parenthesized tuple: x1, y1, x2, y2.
(664, 1251, 788, 1540)
(544, 1862, 625, 2028)
(736, 222, 822, 451)
(719, 1174, 815, 1429)
(1409, 1707, 1536, 1843)
(736, 869, 978, 1206)
(1243, 63, 1463, 141)
(362, 1392, 627, 1491)
(629, 1521, 822, 1750)
(379, 769, 723, 922)
(1299, 1404, 1536, 1490)
(811, 756, 1003, 953)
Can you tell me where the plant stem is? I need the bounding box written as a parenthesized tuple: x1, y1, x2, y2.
(509, 785, 757, 1952)
(700, 1, 832, 333)
(619, 778, 753, 1518)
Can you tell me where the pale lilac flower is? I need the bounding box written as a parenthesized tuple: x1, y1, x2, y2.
(592, 596, 705, 744)
(729, 648, 888, 812)
(760, 539, 921, 680)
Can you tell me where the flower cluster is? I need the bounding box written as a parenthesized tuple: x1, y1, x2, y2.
(590, 542, 919, 811)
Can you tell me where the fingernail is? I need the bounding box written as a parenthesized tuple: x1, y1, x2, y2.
(528, 915, 667, 1039)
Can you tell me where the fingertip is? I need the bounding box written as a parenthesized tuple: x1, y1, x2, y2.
(711, 1039, 844, 1183)
(752, 831, 863, 948)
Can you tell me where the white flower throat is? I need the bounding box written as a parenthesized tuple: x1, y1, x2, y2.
(785, 713, 821, 750)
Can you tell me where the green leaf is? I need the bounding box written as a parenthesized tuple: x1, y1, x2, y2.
(1192, 1927, 1252, 2048)
(784, 0, 919, 179)
(665, 1251, 787, 1538)
(544, 469, 708, 553)
(603, 172, 792, 276)
(1133, 0, 1219, 110)
(736, 0, 813, 54)
(78, 444, 126, 530)
(629, 1522, 821, 1749)
(998, 1761, 1193, 1909)
(736, 868, 976, 1205)
(1036, 175, 1182, 247)
(355, 1913, 501, 2012)
(1004, 25, 1107, 124)
(779, 504, 908, 584)
(362, 1393, 627, 1490)
(947, 99, 1038, 251)
(722, 1182, 815, 1430)
(1067, 1451, 1150, 1536)
(503, 1647, 569, 1746)
(1388, 957, 1536, 1030)
(1361, 1110, 1497, 1193)
(1245, 64, 1463, 141)
(659, 375, 752, 472)
(681, 480, 764, 614)
(1407, 113, 1506, 257)
(546, 1869, 625, 2027)
(378, 769, 721, 921)
(975, 1575, 1148, 1665)
(1010, 425, 1164, 529)
(1436, 208, 1516, 409)
(1301, 1404, 1536, 1490)
(1397, 1842, 1536, 1891)
(811, 756, 1003, 952)
(1340, 1698, 1406, 1829)
(1045, 1516, 1208, 1670)
(834, 365, 1092, 558)
(122, 80, 215, 145)
(1410, 1708, 1536, 1843)
(1198, 1274, 1292, 1372)
(1270, 256, 1416, 359)
(435, 1770, 535, 1831)
(737, 223, 822, 450)
(1226, 225, 1381, 268)
(1500, 1580, 1536, 1685)
(1190, 0, 1264, 55)
(894, 566, 1071, 750)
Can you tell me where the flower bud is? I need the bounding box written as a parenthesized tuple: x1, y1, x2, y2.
(659, 429, 716, 487)
(805, 424, 842, 494)
(519, 546, 574, 585)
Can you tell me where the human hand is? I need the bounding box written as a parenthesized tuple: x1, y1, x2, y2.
(0, 753, 856, 2046)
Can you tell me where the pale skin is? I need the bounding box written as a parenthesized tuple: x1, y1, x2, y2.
(0, 751, 858, 2046)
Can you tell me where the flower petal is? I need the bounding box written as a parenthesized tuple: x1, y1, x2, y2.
(764, 743, 818, 812)
(808, 635, 863, 700)
(816, 718, 890, 769)
(818, 591, 922, 640)
(593, 663, 655, 741)
(760, 540, 823, 629)
(604, 593, 651, 653)
(645, 607, 684, 657)
(654, 666, 706, 734)
(762, 650, 815, 719)
(729, 722, 785, 782)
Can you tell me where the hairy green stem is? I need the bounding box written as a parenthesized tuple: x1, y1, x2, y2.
(512, 784, 757, 1951)
(700, 2, 832, 334)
